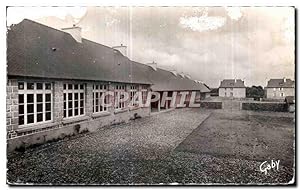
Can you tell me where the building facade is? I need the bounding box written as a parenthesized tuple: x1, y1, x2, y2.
(265, 78, 295, 99)
(7, 20, 152, 151)
(7, 19, 211, 151)
(218, 79, 246, 98)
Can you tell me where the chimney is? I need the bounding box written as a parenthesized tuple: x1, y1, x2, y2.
(112, 44, 127, 57)
(283, 77, 286, 83)
(148, 61, 157, 71)
(61, 25, 82, 43)
(234, 78, 237, 83)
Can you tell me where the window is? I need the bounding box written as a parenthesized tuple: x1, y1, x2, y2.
(93, 84, 109, 113)
(280, 88, 283, 91)
(281, 93, 284, 97)
(141, 86, 148, 105)
(18, 82, 52, 126)
(63, 83, 85, 118)
(129, 85, 138, 107)
(114, 85, 126, 110)
(273, 88, 276, 91)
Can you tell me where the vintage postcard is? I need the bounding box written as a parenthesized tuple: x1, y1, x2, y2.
(6, 6, 295, 185)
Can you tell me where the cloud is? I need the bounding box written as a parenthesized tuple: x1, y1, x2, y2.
(179, 15, 226, 32)
(225, 7, 243, 21)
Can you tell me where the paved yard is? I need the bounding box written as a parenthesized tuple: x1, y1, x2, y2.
(7, 108, 294, 185)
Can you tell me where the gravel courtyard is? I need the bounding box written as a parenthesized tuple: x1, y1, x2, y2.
(7, 108, 294, 185)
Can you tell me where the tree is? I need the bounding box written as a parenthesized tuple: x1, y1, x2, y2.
(246, 86, 264, 100)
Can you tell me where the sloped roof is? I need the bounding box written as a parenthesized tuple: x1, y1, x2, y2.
(148, 68, 210, 92)
(7, 19, 210, 93)
(7, 19, 151, 84)
(266, 79, 295, 88)
(219, 79, 245, 88)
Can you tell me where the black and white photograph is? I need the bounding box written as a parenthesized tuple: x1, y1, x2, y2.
(5, 6, 295, 185)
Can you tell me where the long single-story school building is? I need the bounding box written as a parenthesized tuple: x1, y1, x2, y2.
(7, 19, 210, 151)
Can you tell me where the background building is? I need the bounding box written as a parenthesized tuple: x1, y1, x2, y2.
(265, 78, 295, 99)
(218, 79, 246, 98)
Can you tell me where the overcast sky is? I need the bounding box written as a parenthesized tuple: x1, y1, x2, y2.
(7, 7, 295, 87)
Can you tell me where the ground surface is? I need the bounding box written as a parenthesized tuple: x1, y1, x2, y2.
(7, 107, 295, 185)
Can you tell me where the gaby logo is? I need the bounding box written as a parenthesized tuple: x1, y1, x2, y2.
(259, 160, 280, 175)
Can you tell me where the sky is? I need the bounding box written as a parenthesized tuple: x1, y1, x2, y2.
(7, 6, 295, 88)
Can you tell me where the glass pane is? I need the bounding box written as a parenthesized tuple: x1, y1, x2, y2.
(27, 114, 34, 124)
(18, 82, 24, 90)
(37, 94, 43, 102)
(37, 104, 43, 112)
(96, 106, 99, 112)
(80, 100, 84, 107)
(80, 84, 84, 89)
(46, 103, 51, 111)
(68, 93, 73, 100)
(27, 83, 34, 90)
(19, 105, 24, 114)
(75, 93, 78, 100)
(46, 94, 51, 102)
(18, 94, 24, 104)
(74, 84, 78, 89)
(74, 108, 78, 116)
(19, 116, 24, 125)
(80, 93, 84, 99)
(63, 84, 66, 90)
(68, 109, 73, 117)
(68, 101, 73, 109)
(46, 112, 51, 121)
(74, 101, 78, 108)
(63, 93, 66, 101)
(68, 84, 73, 90)
(45, 83, 51, 90)
(27, 104, 34, 113)
(37, 83, 43, 89)
(37, 113, 43, 122)
(27, 94, 34, 103)
(63, 110, 66, 117)
(63, 102, 66, 109)
(80, 108, 84, 115)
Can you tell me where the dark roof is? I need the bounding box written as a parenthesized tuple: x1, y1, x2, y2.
(148, 68, 210, 92)
(285, 96, 295, 104)
(266, 79, 295, 88)
(7, 19, 210, 93)
(7, 19, 151, 84)
(219, 79, 245, 88)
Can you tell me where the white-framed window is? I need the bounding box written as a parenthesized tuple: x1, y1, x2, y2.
(18, 81, 52, 126)
(280, 87, 283, 91)
(63, 83, 85, 118)
(114, 84, 126, 110)
(129, 85, 138, 107)
(141, 85, 148, 104)
(93, 84, 109, 113)
(281, 93, 284, 97)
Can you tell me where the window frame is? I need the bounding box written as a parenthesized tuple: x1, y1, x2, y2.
(114, 84, 126, 110)
(18, 81, 53, 127)
(129, 84, 138, 107)
(63, 83, 85, 119)
(93, 83, 109, 113)
(141, 85, 148, 105)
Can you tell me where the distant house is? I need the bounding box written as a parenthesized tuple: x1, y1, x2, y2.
(265, 78, 295, 99)
(219, 79, 246, 98)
